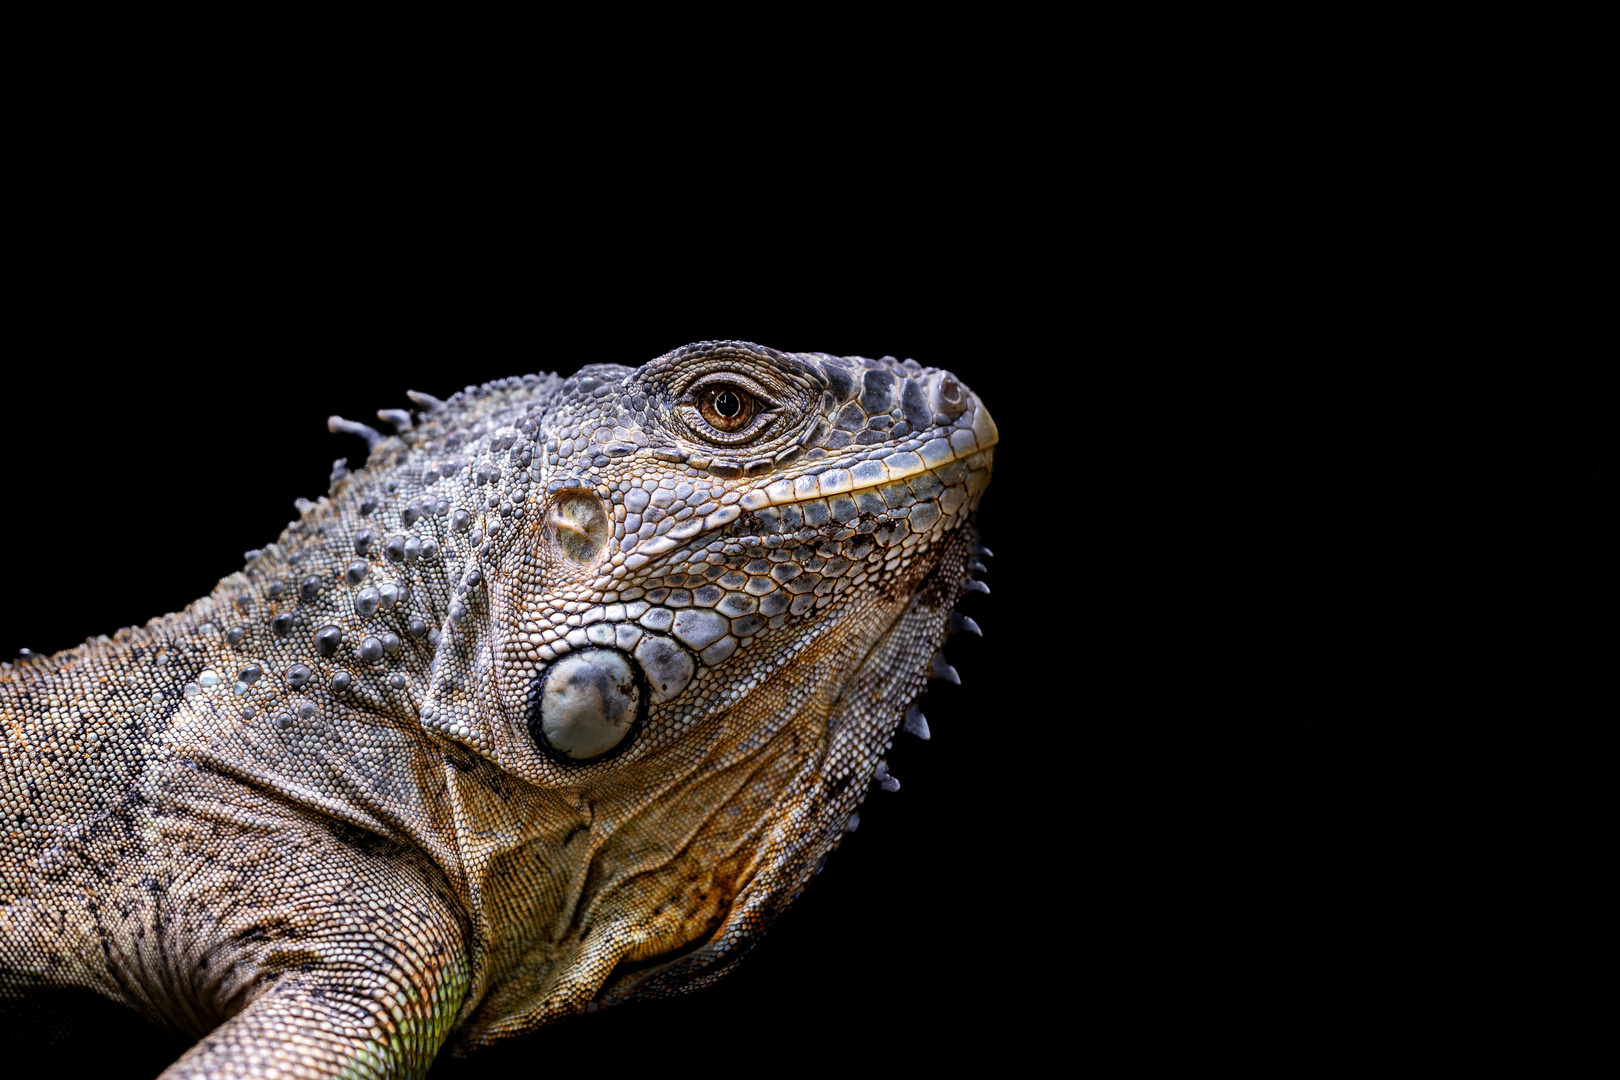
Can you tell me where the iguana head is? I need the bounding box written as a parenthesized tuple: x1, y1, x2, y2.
(360, 342, 995, 1044)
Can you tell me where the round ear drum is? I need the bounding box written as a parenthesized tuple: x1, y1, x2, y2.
(545, 490, 611, 568)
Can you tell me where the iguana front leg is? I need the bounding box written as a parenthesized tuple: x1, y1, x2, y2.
(139, 805, 473, 1080)
(159, 960, 462, 1080)
(2, 750, 471, 1080)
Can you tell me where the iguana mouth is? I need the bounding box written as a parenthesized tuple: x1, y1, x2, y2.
(618, 404, 998, 563)
(737, 404, 999, 512)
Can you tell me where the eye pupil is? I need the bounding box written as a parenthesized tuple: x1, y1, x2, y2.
(715, 391, 741, 417)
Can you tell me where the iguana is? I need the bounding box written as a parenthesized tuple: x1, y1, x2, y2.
(0, 341, 996, 1077)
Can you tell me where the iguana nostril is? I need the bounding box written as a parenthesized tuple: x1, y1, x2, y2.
(927, 370, 970, 415)
(533, 648, 641, 761)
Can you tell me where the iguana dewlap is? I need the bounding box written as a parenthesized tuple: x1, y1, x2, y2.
(0, 342, 995, 1077)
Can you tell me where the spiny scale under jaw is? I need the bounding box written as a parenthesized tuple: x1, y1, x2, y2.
(0, 341, 994, 1076)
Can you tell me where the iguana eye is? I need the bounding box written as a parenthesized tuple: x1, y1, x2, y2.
(676, 375, 779, 445)
(697, 384, 756, 433)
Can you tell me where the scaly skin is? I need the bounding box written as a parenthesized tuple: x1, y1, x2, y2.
(0, 341, 996, 1077)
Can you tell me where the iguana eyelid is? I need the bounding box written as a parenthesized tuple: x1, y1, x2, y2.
(681, 371, 781, 409)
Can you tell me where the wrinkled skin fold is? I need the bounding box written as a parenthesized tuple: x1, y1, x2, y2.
(0, 342, 996, 1077)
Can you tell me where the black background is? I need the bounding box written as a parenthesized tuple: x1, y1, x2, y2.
(5, 169, 1613, 1073)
